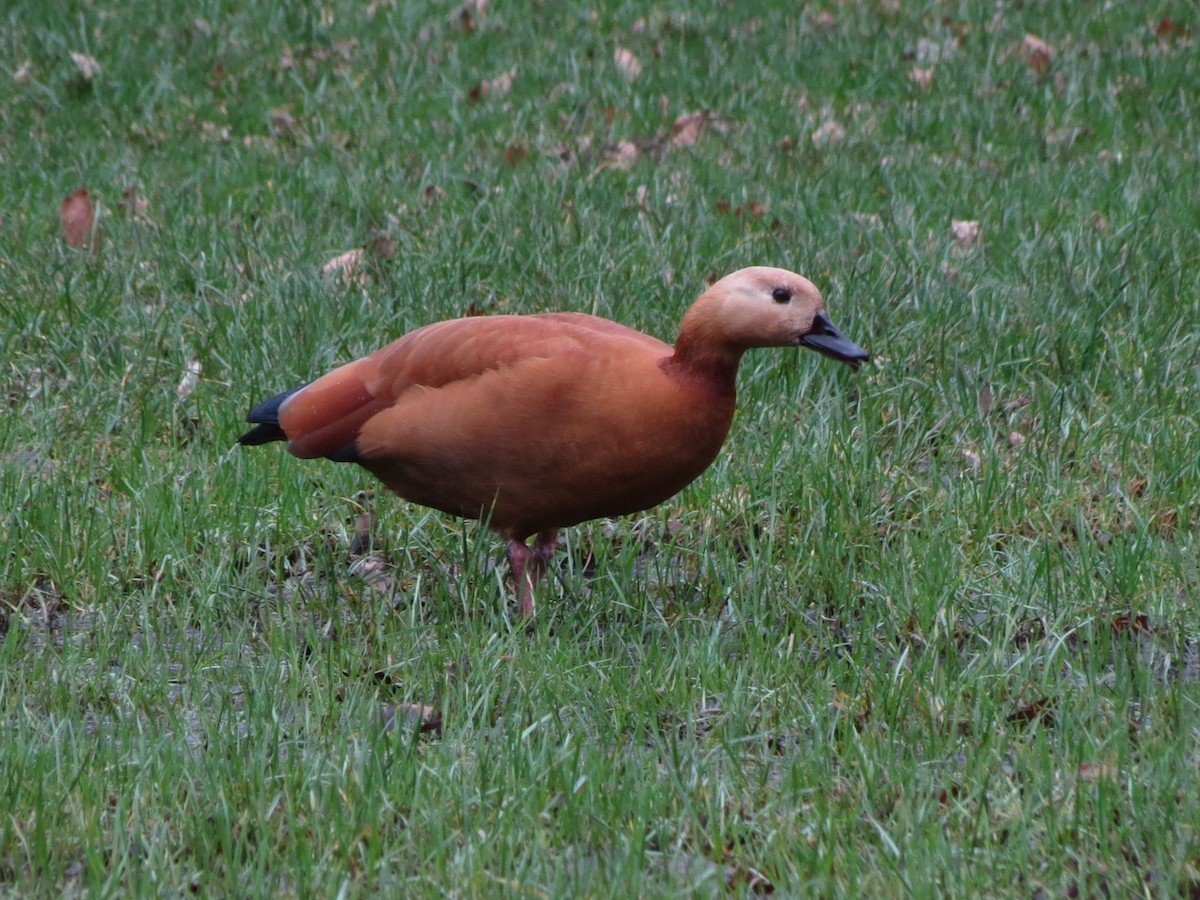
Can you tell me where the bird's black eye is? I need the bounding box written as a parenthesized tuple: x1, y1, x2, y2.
(772, 287, 792, 304)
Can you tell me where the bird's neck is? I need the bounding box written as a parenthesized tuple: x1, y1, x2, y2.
(661, 332, 743, 398)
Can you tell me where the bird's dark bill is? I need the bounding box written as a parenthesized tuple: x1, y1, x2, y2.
(801, 313, 870, 371)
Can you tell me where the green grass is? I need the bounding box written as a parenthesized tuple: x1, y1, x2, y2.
(2, 0, 1199, 895)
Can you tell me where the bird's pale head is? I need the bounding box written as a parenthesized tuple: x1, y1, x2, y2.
(695, 266, 870, 369)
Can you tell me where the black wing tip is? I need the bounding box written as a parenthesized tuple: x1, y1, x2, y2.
(238, 382, 310, 447)
(238, 423, 287, 446)
(328, 443, 363, 463)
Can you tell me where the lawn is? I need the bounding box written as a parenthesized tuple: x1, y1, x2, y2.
(2, 1, 1199, 895)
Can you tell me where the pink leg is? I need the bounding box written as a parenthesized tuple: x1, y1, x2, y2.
(507, 529, 560, 618)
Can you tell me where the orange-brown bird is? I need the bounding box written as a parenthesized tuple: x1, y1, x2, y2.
(239, 267, 868, 616)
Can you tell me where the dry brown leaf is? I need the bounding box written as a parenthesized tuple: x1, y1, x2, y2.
(366, 0, 396, 18)
(605, 140, 640, 170)
(716, 200, 766, 220)
(950, 219, 981, 252)
(1155, 17, 1188, 40)
(270, 108, 303, 141)
(69, 51, 101, 80)
(1078, 761, 1118, 782)
(458, 0, 487, 33)
(59, 188, 97, 251)
(481, 69, 515, 99)
(381, 703, 443, 736)
(909, 67, 934, 88)
(320, 248, 367, 285)
(176, 357, 202, 401)
(977, 382, 994, 416)
(809, 10, 836, 31)
(367, 234, 397, 259)
(1023, 34, 1055, 75)
(613, 46, 643, 82)
(1007, 696, 1055, 727)
(502, 144, 528, 166)
(811, 120, 846, 148)
(119, 187, 148, 215)
(1111, 613, 1152, 636)
(723, 856, 775, 894)
(668, 111, 706, 149)
(634, 184, 650, 213)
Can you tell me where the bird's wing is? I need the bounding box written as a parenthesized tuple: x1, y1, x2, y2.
(277, 313, 669, 460)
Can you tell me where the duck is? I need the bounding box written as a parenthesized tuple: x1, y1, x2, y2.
(239, 266, 869, 617)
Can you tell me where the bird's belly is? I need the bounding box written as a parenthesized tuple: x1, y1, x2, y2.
(364, 418, 727, 537)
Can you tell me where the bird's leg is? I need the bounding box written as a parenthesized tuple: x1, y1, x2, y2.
(533, 529, 559, 568)
(507, 530, 560, 619)
(507, 539, 541, 619)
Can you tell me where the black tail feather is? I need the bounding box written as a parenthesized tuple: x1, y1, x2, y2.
(237, 382, 309, 446)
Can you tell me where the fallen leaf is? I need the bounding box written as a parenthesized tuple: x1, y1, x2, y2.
(59, 187, 98, 251)
(605, 140, 640, 170)
(366, 0, 396, 18)
(1022, 34, 1055, 75)
(349, 493, 378, 557)
(909, 67, 934, 88)
(320, 248, 367, 284)
(482, 69, 515, 99)
(935, 785, 963, 808)
(176, 357, 202, 401)
(977, 382, 994, 416)
(458, 0, 487, 33)
(1007, 696, 1055, 727)
(716, 200, 766, 220)
(668, 111, 706, 149)
(502, 144, 528, 166)
(270, 108, 303, 141)
(811, 119, 846, 148)
(1078, 761, 1118, 782)
(613, 46, 642, 82)
(366, 234, 396, 260)
(381, 703, 443, 737)
(1155, 17, 1188, 40)
(950, 218, 981, 252)
(1045, 126, 1089, 146)
(1110, 614, 1151, 636)
(723, 857, 775, 894)
(634, 184, 650, 213)
(809, 10, 836, 31)
(69, 51, 101, 80)
(1155, 509, 1178, 535)
(913, 36, 954, 66)
(118, 186, 149, 217)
